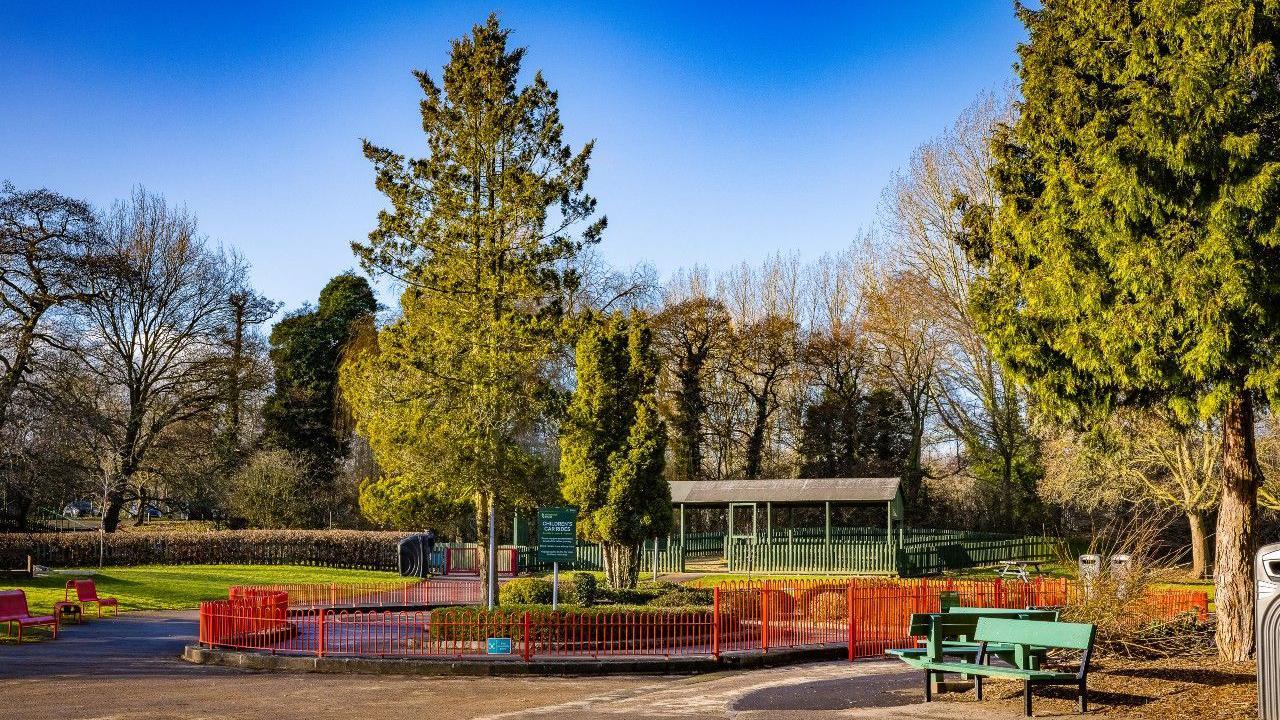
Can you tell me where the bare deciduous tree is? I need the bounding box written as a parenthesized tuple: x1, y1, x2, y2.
(74, 189, 242, 532)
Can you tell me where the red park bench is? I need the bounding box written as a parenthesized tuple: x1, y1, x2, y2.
(0, 589, 58, 642)
(66, 579, 119, 618)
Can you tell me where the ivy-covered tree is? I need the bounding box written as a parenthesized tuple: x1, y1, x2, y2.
(797, 387, 908, 480)
(261, 273, 375, 525)
(341, 14, 603, 606)
(561, 314, 671, 589)
(972, 0, 1280, 660)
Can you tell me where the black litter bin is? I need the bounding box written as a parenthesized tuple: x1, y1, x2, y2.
(398, 534, 429, 578)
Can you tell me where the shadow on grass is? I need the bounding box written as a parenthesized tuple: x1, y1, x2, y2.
(0, 626, 58, 645)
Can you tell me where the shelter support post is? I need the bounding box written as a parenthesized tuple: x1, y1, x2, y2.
(765, 502, 772, 542)
(824, 501, 831, 545)
(679, 503, 685, 547)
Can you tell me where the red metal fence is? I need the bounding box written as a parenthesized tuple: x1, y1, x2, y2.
(198, 577, 1210, 662)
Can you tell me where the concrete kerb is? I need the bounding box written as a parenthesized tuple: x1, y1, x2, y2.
(182, 643, 850, 677)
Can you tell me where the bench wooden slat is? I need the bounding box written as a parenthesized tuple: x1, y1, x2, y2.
(911, 660, 1073, 681)
(975, 617, 1094, 650)
(948, 607, 1059, 622)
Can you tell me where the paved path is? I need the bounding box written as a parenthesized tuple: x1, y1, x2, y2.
(0, 612, 1017, 720)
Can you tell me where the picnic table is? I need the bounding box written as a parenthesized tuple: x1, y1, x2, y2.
(996, 560, 1043, 581)
(894, 617, 1097, 716)
(886, 607, 1059, 669)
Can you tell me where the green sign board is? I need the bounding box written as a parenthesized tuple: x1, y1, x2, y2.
(537, 507, 578, 563)
(486, 637, 512, 655)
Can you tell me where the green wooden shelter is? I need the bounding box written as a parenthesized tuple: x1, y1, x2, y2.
(669, 477, 905, 546)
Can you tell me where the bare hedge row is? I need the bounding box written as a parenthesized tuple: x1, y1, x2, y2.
(0, 530, 413, 570)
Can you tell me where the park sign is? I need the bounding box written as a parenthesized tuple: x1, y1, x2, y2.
(537, 507, 578, 563)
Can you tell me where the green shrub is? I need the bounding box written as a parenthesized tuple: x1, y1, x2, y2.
(602, 587, 659, 605)
(570, 572, 598, 607)
(0, 529, 409, 570)
(500, 577, 553, 605)
(651, 585, 713, 607)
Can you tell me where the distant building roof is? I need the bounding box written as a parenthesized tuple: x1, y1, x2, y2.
(668, 478, 901, 505)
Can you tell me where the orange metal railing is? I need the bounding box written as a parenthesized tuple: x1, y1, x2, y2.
(197, 577, 1210, 661)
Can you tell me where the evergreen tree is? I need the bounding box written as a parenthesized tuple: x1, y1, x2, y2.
(262, 273, 375, 525)
(972, 0, 1280, 659)
(561, 314, 670, 589)
(797, 387, 908, 479)
(341, 15, 603, 605)
(654, 295, 730, 482)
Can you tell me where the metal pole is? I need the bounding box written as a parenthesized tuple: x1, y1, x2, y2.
(653, 537, 659, 581)
(552, 561, 558, 610)
(487, 497, 497, 610)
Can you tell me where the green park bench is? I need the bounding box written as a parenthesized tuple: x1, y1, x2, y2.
(896, 617, 1096, 717)
(885, 607, 1059, 666)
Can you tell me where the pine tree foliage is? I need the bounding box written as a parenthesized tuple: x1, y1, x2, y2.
(560, 313, 670, 589)
(340, 15, 603, 596)
(973, 0, 1280, 660)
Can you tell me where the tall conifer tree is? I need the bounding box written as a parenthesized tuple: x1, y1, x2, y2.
(342, 15, 603, 605)
(973, 0, 1280, 659)
(561, 313, 670, 589)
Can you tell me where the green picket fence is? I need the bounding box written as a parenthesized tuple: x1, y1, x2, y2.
(896, 536, 1060, 577)
(507, 532, 1056, 577)
(722, 535, 1058, 576)
(516, 542, 604, 573)
(681, 532, 725, 559)
(724, 540, 898, 574)
(516, 541, 685, 574)
(678, 526, 1022, 561)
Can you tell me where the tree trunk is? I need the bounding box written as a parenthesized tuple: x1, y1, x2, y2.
(474, 491, 492, 605)
(602, 543, 640, 589)
(102, 489, 125, 533)
(1216, 390, 1259, 661)
(745, 394, 769, 479)
(1187, 510, 1210, 580)
(677, 365, 704, 482)
(133, 484, 148, 527)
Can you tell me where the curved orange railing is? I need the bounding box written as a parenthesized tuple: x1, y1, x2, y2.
(197, 577, 1209, 661)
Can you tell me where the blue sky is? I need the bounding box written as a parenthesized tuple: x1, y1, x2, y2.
(1, 2, 1025, 314)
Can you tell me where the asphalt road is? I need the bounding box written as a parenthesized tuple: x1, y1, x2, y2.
(0, 612, 1015, 720)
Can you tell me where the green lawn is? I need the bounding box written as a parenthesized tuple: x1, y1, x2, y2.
(1, 565, 401, 614)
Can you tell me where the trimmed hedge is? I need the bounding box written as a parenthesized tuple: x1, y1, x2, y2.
(0, 530, 412, 570)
